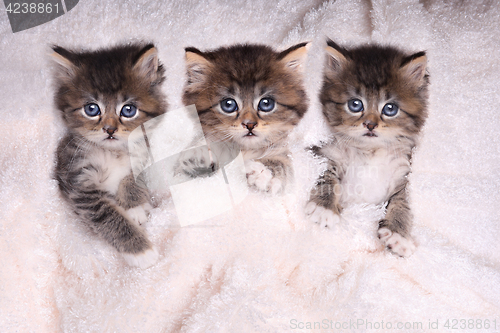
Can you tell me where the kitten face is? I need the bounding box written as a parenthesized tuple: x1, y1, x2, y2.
(52, 44, 167, 151)
(321, 41, 429, 147)
(183, 43, 308, 150)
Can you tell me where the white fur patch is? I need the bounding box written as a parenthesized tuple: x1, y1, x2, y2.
(122, 246, 159, 269)
(378, 227, 415, 257)
(305, 201, 340, 228)
(320, 144, 410, 205)
(78, 149, 131, 195)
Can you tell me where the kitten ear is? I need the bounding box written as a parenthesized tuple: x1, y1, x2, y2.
(185, 47, 211, 85)
(51, 46, 77, 79)
(324, 39, 348, 74)
(278, 42, 309, 73)
(400, 52, 427, 86)
(133, 44, 160, 81)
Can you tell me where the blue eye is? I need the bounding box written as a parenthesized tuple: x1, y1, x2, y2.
(120, 104, 137, 118)
(347, 99, 364, 113)
(84, 103, 100, 117)
(258, 97, 275, 112)
(220, 98, 238, 113)
(382, 103, 399, 117)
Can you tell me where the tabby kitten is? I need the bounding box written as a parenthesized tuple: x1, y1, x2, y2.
(180, 43, 309, 194)
(306, 40, 429, 257)
(53, 43, 167, 268)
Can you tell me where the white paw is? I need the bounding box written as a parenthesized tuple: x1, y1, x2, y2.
(378, 228, 415, 257)
(126, 203, 152, 226)
(245, 160, 281, 194)
(305, 201, 340, 228)
(122, 246, 159, 269)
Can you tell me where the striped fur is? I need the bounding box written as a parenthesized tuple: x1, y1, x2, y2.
(182, 43, 309, 194)
(307, 41, 429, 257)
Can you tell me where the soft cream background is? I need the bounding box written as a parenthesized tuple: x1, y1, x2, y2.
(1, 0, 499, 332)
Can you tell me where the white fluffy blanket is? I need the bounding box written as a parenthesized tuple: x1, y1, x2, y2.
(1, 0, 499, 332)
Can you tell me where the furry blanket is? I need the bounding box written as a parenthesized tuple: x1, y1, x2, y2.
(1, 0, 499, 332)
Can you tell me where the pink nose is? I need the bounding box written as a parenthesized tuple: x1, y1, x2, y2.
(363, 121, 378, 131)
(242, 120, 257, 131)
(103, 125, 117, 135)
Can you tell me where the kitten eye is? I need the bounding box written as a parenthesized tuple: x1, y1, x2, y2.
(83, 103, 101, 117)
(220, 98, 238, 113)
(347, 99, 364, 113)
(258, 98, 275, 112)
(120, 104, 137, 118)
(382, 103, 399, 117)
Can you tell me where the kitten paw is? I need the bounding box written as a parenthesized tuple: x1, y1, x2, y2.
(378, 228, 415, 257)
(176, 147, 215, 178)
(122, 246, 159, 269)
(305, 201, 340, 228)
(178, 146, 215, 178)
(126, 203, 152, 226)
(245, 160, 281, 194)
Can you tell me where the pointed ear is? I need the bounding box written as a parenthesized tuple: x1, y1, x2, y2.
(185, 47, 211, 86)
(133, 44, 160, 81)
(278, 42, 309, 73)
(324, 40, 348, 75)
(51, 46, 77, 79)
(400, 51, 427, 86)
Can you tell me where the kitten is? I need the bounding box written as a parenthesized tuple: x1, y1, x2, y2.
(180, 43, 309, 194)
(306, 40, 429, 257)
(52, 43, 168, 268)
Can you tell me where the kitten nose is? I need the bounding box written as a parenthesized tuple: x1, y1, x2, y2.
(363, 121, 378, 131)
(103, 125, 117, 135)
(242, 120, 257, 131)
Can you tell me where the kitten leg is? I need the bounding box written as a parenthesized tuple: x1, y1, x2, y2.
(116, 174, 151, 208)
(306, 161, 342, 228)
(116, 174, 153, 226)
(378, 185, 416, 257)
(72, 189, 158, 268)
(245, 156, 289, 194)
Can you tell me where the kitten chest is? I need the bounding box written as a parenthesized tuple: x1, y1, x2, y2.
(337, 148, 410, 205)
(80, 149, 132, 195)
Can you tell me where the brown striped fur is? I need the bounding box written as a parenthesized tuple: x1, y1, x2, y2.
(181, 43, 309, 193)
(307, 40, 429, 257)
